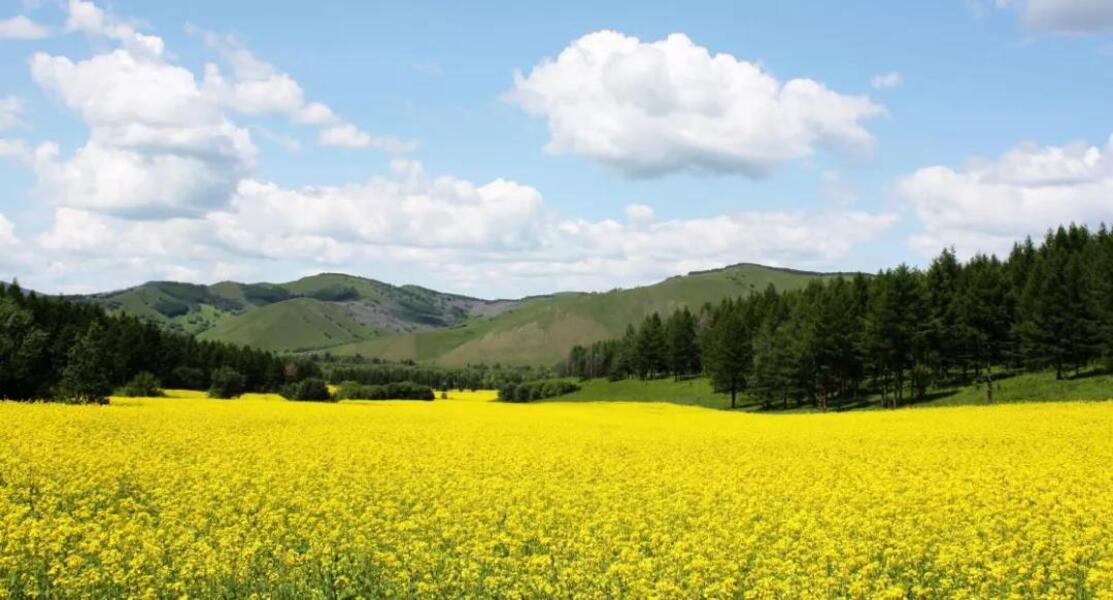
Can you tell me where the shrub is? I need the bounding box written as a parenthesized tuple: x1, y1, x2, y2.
(282, 377, 334, 402)
(208, 367, 246, 399)
(333, 380, 433, 401)
(119, 371, 163, 398)
(169, 366, 208, 390)
(498, 379, 580, 403)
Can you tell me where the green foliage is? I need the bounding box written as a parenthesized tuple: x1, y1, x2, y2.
(333, 380, 434, 401)
(57, 323, 112, 405)
(281, 377, 333, 402)
(119, 371, 163, 398)
(665, 308, 701, 377)
(0, 298, 50, 400)
(702, 300, 753, 409)
(306, 284, 360, 302)
(0, 281, 287, 404)
(168, 366, 208, 390)
(498, 379, 581, 403)
(208, 367, 246, 399)
(325, 361, 545, 391)
(561, 224, 1113, 412)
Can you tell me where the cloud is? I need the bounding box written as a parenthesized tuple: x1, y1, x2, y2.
(898, 134, 1113, 257)
(870, 72, 903, 89)
(998, 0, 1113, 34)
(0, 96, 24, 129)
(64, 0, 163, 57)
(30, 48, 255, 217)
(210, 159, 549, 257)
(3, 2, 896, 296)
(0, 139, 29, 161)
(12, 156, 896, 295)
(201, 160, 895, 295)
(625, 203, 655, 225)
(506, 30, 885, 178)
(0, 15, 50, 39)
(0, 212, 17, 246)
(318, 124, 417, 153)
(192, 26, 411, 152)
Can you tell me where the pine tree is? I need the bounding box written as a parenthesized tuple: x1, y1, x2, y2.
(635, 313, 668, 379)
(615, 324, 638, 379)
(925, 248, 963, 380)
(0, 299, 50, 399)
(58, 322, 113, 404)
(956, 254, 1011, 399)
(703, 301, 752, 409)
(665, 308, 700, 379)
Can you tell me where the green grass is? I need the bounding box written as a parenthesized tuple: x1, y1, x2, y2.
(550, 368, 1113, 412)
(922, 369, 1113, 407)
(557, 377, 732, 409)
(199, 298, 382, 353)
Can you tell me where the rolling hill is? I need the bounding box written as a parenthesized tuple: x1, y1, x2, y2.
(78, 273, 518, 353)
(80, 263, 846, 363)
(326, 263, 842, 365)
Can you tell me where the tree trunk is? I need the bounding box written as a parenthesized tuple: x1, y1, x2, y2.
(730, 387, 737, 409)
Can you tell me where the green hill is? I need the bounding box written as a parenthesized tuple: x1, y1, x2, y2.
(78, 273, 517, 350)
(197, 297, 381, 353)
(328, 263, 840, 366)
(78, 263, 841, 363)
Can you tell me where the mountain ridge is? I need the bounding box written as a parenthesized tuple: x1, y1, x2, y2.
(78, 263, 854, 363)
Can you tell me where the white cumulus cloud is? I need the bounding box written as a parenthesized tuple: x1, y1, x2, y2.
(899, 134, 1113, 257)
(0, 15, 50, 40)
(506, 30, 885, 178)
(30, 48, 255, 217)
(65, 0, 164, 57)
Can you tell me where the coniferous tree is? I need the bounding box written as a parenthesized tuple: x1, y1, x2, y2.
(925, 248, 963, 380)
(703, 301, 752, 409)
(57, 322, 113, 404)
(665, 308, 700, 379)
(635, 313, 668, 379)
(0, 298, 50, 399)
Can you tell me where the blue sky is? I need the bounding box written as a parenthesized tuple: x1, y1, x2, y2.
(1, 0, 1112, 296)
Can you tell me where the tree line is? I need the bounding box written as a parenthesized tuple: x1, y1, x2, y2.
(562, 224, 1113, 410)
(0, 281, 299, 403)
(325, 360, 552, 391)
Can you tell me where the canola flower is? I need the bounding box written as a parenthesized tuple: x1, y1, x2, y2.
(1, 391, 1111, 598)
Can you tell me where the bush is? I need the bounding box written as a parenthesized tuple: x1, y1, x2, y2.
(119, 371, 163, 397)
(333, 380, 434, 401)
(282, 377, 333, 402)
(498, 379, 580, 403)
(208, 366, 246, 399)
(169, 366, 208, 390)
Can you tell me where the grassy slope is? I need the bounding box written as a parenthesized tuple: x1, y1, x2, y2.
(554, 369, 1113, 412)
(331, 264, 837, 366)
(198, 298, 382, 353)
(83, 273, 510, 352)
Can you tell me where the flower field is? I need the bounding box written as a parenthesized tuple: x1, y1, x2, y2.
(1, 392, 1112, 598)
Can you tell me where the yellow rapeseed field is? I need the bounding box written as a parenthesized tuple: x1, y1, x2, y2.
(1, 391, 1112, 598)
